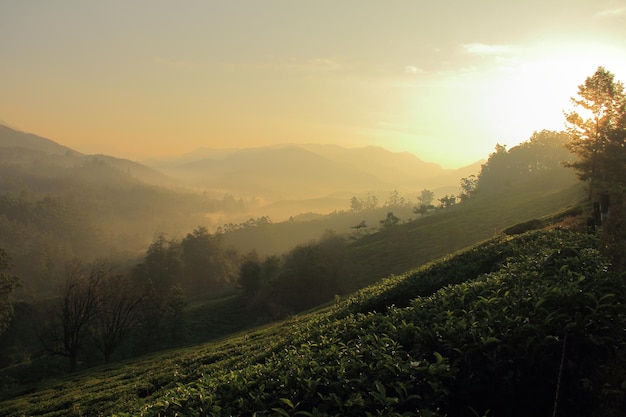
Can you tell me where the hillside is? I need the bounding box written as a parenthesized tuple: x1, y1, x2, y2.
(221, 168, 581, 263)
(0, 124, 251, 293)
(2, 222, 624, 416)
(0, 123, 484, 294)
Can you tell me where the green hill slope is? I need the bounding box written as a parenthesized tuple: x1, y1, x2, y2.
(338, 171, 584, 290)
(2, 224, 625, 417)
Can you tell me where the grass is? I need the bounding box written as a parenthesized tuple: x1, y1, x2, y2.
(347, 178, 585, 285)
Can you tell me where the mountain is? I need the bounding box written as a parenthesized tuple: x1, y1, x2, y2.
(0, 124, 252, 292)
(0, 124, 79, 156)
(145, 143, 483, 202)
(0, 124, 179, 189)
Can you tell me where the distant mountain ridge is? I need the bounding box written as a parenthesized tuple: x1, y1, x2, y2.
(0, 124, 79, 156)
(146, 143, 483, 201)
(0, 124, 175, 188)
(0, 123, 483, 213)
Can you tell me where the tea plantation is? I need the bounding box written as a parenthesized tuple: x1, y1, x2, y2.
(1, 228, 625, 416)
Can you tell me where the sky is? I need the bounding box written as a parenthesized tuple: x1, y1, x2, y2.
(2, 1, 626, 168)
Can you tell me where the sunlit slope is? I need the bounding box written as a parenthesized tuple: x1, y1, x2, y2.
(223, 169, 583, 291)
(1, 226, 624, 416)
(347, 171, 584, 285)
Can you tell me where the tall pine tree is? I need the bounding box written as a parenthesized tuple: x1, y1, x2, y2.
(565, 66, 626, 198)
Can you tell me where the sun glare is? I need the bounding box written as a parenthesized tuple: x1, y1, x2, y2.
(469, 38, 626, 150)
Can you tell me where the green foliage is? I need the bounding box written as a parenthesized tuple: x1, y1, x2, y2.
(181, 226, 239, 292)
(131, 229, 625, 417)
(502, 218, 544, 235)
(238, 252, 263, 293)
(565, 66, 626, 193)
(477, 131, 574, 193)
(271, 232, 353, 313)
(3, 229, 625, 417)
(133, 233, 183, 296)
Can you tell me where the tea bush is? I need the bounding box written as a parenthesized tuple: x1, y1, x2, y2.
(142, 229, 626, 416)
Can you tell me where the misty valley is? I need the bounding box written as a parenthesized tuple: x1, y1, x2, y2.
(0, 67, 626, 416)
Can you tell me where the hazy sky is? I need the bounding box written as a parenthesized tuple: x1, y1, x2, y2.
(2, 1, 626, 167)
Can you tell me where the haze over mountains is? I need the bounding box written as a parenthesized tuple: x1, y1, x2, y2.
(0, 124, 175, 189)
(0, 123, 481, 219)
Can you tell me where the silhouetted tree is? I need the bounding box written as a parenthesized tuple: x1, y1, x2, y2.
(458, 175, 478, 202)
(476, 131, 574, 193)
(273, 232, 350, 312)
(133, 233, 183, 296)
(438, 195, 456, 208)
(414, 189, 436, 216)
(350, 220, 368, 238)
(519, 130, 573, 172)
(41, 260, 104, 371)
(417, 189, 435, 207)
(239, 251, 262, 293)
(476, 144, 509, 190)
(565, 66, 626, 199)
(349, 196, 364, 212)
(385, 190, 406, 207)
(364, 194, 379, 210)
(181, 226, 226, 292)
(380, 212, 400, 228)
(93, 272, 142, 363)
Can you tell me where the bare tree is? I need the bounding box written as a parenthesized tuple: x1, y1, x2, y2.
(93, 272, 142, 363)
(40, 260, 104, 370)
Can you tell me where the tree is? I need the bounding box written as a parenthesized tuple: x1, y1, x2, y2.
(439, 195, 456, 208)
(239, 251, 263, 293)
(133, 233, 183, 296)
(385, 190, 406, 207)
(349, 196, 364, 212)
(364, 194, 379, 210)
(565, 66, 626, 198)
(41, 260, 104, 370)
(458, 175, 478, 202)
(180, 226, 226, 292)
(417, 189, 435, 207)
(414, 189, 435, 216)
(476, 144, 509, 190)
(0, 248, 20, 336)
(521, 130, 573, 172)
(380, 212, 400, 228)
(272, 233, 350, 312)
(475, 131, 575, 193)
(350, 220, 368, 238)
(92, 272, 142, 363)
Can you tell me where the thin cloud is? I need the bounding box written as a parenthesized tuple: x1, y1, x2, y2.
(462, 43, 512, 56)
(595, 6, 626, 18)
(404, 65, 425, 75)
